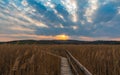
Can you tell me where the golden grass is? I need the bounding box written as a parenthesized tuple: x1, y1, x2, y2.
(0, 44, 61, 75)
(32, 44, 120, 75)
(0, 44, 120, 75)
(65, 45, 120, 75)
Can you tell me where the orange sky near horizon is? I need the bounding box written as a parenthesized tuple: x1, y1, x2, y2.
(54, 34, 70, 40)
(0, 34, 120, 42)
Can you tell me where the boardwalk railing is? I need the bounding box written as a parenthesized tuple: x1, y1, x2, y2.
(65, 50, 92, 75)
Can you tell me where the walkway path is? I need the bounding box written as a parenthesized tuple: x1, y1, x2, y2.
(61, 57, 73, 75)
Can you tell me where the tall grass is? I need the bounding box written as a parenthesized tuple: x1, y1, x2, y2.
(1, 44, 120, 75)
(33, 44, 120, 75)
(0, 44, 61, 75)
(65, 45, 120, 75)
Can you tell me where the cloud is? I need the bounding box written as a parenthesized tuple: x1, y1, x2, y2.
(21, 0, 28, 6)
(84, 0, 99, 23)
(10, 26, 34, 32)
(0, 34, 70, 41)
(61, 0, 78, 22)
(0, 34, 55, 41)
(111, 38, 120, 41)
(79, 36, 95, 41)
(0, 0, 120, 41)
(79, 36, 120, 41)
(0, 37, 18, 42)
(18, 13, 49, 28)
(94, 2, 118, 23)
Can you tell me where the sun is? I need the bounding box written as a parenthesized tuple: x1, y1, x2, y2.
(55, 34, 69, 40)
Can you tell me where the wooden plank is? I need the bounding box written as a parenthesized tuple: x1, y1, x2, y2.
(61, 57, 73, 75)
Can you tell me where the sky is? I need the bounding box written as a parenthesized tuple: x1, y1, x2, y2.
(0, 0, 120, 41)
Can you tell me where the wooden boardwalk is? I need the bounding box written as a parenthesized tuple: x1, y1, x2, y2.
(65, 50, 92, 75)
(61, 57, 73, 75)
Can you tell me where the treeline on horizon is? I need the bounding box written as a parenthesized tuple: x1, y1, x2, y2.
(0, 40, 120, 45)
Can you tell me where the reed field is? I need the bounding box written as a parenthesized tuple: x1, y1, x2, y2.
(0, 44, 120, 75)
(65, 45, 120, 75)
(0, 44, 61, 75)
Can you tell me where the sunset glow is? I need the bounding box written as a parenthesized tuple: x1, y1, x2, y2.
(0, 0, 120, 41)
(55, 34, 69, 40)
